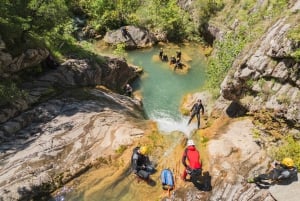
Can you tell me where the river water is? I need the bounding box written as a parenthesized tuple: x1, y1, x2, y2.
(55, 44, 207, 201)
(127, 44, 206, 134)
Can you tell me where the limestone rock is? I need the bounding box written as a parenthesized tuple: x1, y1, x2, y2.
(269, 174, 300, 201)
(0, 57, 141, 124)
(0, 89, 148, 200)
(103, 25, 157, 49)
(220, 16, 300, 126)
(207, 119, 273, 201)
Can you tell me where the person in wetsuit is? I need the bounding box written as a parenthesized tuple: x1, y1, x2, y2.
(187, 99, 204, 129)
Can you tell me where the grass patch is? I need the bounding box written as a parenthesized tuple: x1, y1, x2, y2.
(270, 135, 300, 170)
(251, 128, 261, 139)
(0, 80, 27, 106)
(115, 145, 127, 154)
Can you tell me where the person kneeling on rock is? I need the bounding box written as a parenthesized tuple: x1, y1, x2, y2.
(131, 146, 155, 181)
(247, 157, 298, 184)
(124, 84, 133, 97)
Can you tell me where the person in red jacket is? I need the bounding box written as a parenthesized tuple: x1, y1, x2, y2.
(181, 139, 202, 181)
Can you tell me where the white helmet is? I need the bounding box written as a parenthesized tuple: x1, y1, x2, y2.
(187, 139, 195, 146)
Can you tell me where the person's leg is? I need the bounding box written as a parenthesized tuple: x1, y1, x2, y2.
(196, 113, 200, 129)
(188, 113, 196, 125)
(146, 165, 155, 174)
(181, 168, 188, 180)
(138, 170, 150, 180)
(254, 173, 270, 182)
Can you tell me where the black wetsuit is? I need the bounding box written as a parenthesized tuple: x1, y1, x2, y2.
(254, 164, 298, 182)
(188, 102, 204, 129)
(131, 147, 154, 179)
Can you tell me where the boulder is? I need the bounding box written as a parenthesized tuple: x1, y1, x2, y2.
(103, 25, 157, 49)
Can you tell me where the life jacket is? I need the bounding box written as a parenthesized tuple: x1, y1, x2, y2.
(183, 146, 202, 169)
(160, 169, 174, 190)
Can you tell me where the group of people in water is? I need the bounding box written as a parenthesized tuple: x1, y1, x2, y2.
(159, 48, 184, 71)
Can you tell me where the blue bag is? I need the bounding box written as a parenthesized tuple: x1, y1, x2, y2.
(160, 169, 174, 190)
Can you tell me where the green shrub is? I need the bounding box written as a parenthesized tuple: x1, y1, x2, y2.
(270, 135, 300, 170)
(0, 81, 27, 106)
(115, 145, 127, 154)
(205, 30, 247, 92)
(113, 42, 127, 57)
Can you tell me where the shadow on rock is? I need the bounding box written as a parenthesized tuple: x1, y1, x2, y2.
(191, 171, 212, 192)
(226, 101, 248, 118)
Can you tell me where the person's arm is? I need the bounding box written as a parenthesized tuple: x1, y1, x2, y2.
(132, 153, 139, 173)
(190, 103, 196, 112)
(201, 104, 204, 115)
(182, 149, 188, 167)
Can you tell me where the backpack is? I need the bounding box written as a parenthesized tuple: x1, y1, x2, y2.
(160, 169, 174, 190)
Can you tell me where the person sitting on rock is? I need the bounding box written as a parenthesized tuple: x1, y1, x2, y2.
(181, 139, 202, 181)
(169, 55, 176, 65)
(173, 57, 183, 71)
(131, 146, 155, 181)
(162, 53, 168, 62)
(247, 157, 298, 184)
(124, 84, 133, 97)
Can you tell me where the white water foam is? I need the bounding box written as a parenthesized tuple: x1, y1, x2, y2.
(149, 110, 197, 135)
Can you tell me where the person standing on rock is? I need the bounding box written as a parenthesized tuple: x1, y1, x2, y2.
(181, 139, 202, 181)
(121, 26, 129, 39)
(247, 157, 298, 184)
(187, 99, 204, 129)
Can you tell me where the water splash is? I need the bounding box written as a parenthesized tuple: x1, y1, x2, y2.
(149, 110, 197, 136)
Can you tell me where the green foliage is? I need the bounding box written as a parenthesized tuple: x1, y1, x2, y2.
(251, 128, 261, 139)
(113, 42, 127, 57)
(206, 30, 247, 91)
(77, 0, 141, 34)
(245, 79, 254, 88)
(195, 0, 225, 27)
(115, 145, 127, 154)
(271, 135, 300, 170)
(0, 0, 70, 55)
(0, 81, 27, 106)
(266, 0, 289, 17)
(288, 24, 300, 42)
(290, 49, 300, 62)
(287, 24, 300, 62)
